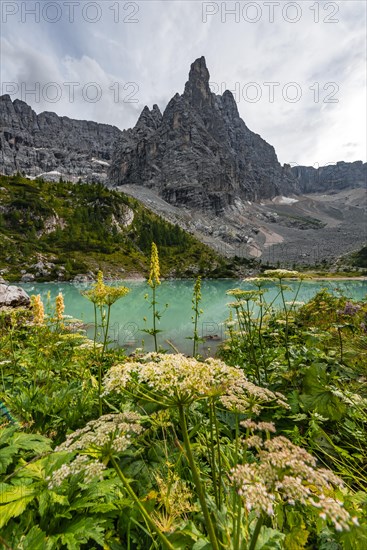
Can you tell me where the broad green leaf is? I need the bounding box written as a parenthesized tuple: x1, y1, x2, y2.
(0, 425, 16, 446)
(12, 432, 52, 454)
(58, 517, 105, 547)
(0, 493, 36, 528)
(255, 526, 285, 549)
(18, 525, 48, 550)
(192, 540, 212, 550)
(0, 482, 35, 504)
(284, 527, 309, 549)
(60, 532, 78, 550)
(0, 444, 18, 474)
(339, 526, 367, 550)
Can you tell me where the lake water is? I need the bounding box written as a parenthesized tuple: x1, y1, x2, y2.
(18, 279, 367, 356)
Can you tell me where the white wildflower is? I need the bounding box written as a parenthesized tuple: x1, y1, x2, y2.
(263, 269, 300, 279)
(103, 353, 289, 413)
(49, 412, 143, 488)
(231, 436, 353, 532)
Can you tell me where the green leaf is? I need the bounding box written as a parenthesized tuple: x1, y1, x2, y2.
(58, 517, 105, 547)
(255, 526, 285, 549)
(18, 525, 48, 550)
(12, 432, 52, 454)
(0, 488, 36, 528)
(192, 540, 212, 550)
(0, 482, 35, 504)
(0, 425, 16, 446)
(0, 444, 18, 474)
(300, 365, 346, 421)
(284, 526, 309, 549)
(339, 525, 367, 550)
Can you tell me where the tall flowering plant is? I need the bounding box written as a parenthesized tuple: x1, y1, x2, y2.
(143, 243, 167, 352)
(101, 353, 357, 548)
(190, 276, 203, 357)
(82, 271, 129, 415)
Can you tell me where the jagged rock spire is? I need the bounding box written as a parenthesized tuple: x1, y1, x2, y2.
(135, 104, 163, 131)
(108, 56, 300, 209)
(183, 56, 212, 108)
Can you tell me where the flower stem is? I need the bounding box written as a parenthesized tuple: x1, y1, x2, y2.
(249, 514, 264, 550)
(209, 402, 218, 507)
(111, 457, 175, 550)
(279, 282, 291, 369)
(212, 403, 223, 509)
(178, 405, 219, 550)
(337, 326, 344, 363)
(152, 284, 158, 352)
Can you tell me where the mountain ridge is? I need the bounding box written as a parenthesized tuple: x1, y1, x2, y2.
(0, 57, 365, 196)
(0, 93, 122, 182)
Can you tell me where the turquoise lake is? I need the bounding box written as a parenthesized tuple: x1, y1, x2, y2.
(18, 279, 367, 355)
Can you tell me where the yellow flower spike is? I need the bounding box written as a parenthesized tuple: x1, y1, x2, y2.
(82, 270, 130, 307)
(31, 294, 45, 326)
(82, 270, 107, 306)
(96, 270, 104, 290)
(55, 292, 65, 322)
(148, 242, 161, 287)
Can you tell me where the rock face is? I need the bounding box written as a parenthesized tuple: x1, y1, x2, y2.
(1, 57, 365, 206)
(0, 94, 122, 182)
(291, 161, 367, 193)
(108, 57, 299, 213)
(0, 284, 30, 307)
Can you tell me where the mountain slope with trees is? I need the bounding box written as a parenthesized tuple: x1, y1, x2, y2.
(0, 175, 253, 281)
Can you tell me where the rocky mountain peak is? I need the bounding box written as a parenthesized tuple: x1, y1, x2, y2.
(221, 90, 240, 120)
(135, 104, 163, 131)
(183, 56, 212, 108)
(108, 57, 298, 211)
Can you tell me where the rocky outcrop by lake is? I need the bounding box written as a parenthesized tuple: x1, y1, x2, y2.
(0, 283, 30, 307)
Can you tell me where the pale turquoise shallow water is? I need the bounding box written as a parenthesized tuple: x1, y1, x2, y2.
(18, 279, 367, 355)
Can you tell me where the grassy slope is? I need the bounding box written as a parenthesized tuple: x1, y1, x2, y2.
(0, 175, 254, 281)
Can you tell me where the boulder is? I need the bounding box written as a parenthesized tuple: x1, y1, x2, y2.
(21, 273, 35, 282)
(0, 284, 30, 307)
(73, 274, 94, 283)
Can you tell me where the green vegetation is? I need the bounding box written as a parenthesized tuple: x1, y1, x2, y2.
(349, 246, 367, 269)
(1, 267, 367, 549)
(276, 212, 326, 229)
(0, 175, 253, 281)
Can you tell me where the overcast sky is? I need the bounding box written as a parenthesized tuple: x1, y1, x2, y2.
(1, 0, 366, 166)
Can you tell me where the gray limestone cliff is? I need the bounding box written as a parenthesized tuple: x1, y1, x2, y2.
(291, 161, 366, 193)
(0, 94, 122, 182)
(108, 57, 299, 213)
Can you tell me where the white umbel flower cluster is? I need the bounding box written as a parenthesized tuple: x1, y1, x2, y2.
(48, 412, 143, 488)
(263, 269, 301, 279)
(230, 435, 357, 532)
(55, 412, 143, 453)
(48, 455, 106, 488)
(103, 354, 289, 412)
